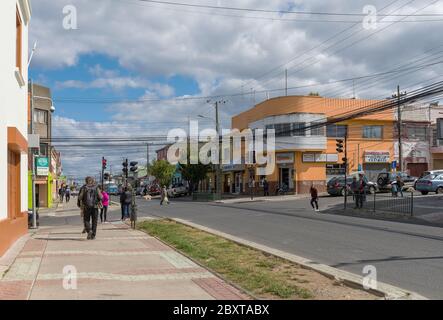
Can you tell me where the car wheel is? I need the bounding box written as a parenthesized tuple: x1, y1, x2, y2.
(368, 186, 375, 194)
(421, 191, 429, 195)
(436, 187, 443, 194)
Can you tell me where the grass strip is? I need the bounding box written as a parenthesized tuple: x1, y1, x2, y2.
(138, 219, 313, 299)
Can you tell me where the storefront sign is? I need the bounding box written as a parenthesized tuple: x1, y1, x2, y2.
(303, 153, 338, 163)
(364, 151, 390, 163)
(222, 164, 245, 172)
(36, 157, 49, 176)
(276, 152, 294, 164)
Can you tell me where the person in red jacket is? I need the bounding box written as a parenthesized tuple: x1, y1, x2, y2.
(310, 185, 320, 212)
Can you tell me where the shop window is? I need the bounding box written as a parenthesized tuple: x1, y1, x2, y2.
(326, 124, 347, 138)
(362, 126, 383, 139)
(326, 164, 346, 176)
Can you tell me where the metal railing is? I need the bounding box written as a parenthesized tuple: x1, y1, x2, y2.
(345, 191, 414, 216)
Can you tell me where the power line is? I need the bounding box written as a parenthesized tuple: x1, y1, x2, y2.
(135, 0, 442, 17)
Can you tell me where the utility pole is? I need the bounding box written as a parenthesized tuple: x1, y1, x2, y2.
(215, 101, 222, 200)
(146, 143, 150, 168)
(393, 86, 406, 172)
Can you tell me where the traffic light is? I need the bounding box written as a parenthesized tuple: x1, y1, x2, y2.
(122, 159, 129, 177)
(102, 157, 107, 170)
(130, 161, 138, 173)
(103, 173, 110, 180)
(336, 139, 344, 153)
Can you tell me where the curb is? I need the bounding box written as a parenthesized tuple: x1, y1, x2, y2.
(170, 218, 427, 300)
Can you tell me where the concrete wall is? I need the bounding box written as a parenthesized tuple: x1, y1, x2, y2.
(0, 0, 31, 255)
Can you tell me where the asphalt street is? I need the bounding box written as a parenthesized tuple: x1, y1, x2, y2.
(128, 195, 443, 299)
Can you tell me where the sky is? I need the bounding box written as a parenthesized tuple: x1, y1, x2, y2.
(28, 0, 443, 179)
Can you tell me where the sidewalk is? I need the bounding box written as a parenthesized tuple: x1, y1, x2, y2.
(216, 193, 329, 204)
(0, 201, 248, 300)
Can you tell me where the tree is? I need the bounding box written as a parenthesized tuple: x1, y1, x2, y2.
(179, 163, 211, 194)
(308, 92, 320, 96)
(148, 160, 176, 187)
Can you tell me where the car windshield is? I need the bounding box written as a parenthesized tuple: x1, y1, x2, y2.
(422, 174, 436, 180)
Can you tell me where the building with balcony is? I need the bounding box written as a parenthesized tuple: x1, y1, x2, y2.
(227, 95, 395, 194)
(0, 0, 32, 257)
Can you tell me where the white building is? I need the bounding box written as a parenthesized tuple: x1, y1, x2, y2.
(0, 0, 32, 257)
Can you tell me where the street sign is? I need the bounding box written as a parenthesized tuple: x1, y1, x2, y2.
(36, 157, 49, 176)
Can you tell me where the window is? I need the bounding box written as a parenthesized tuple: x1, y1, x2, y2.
(274, 123, 291, 137)
(292, 122, 306, 136)
(34, 109, 48, 124)
(407, 126, 427, 141)
(40, 143, 48, 157)
(16, 7, 22, 73)
(311, 122, 325, 136)
(326, 124, 347, 138)
(363, 126, 383, 139)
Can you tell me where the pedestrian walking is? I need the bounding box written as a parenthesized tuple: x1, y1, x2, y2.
(100, 188, 109, 223)
(65, 187, 71, 203)
(59, 186, 65, 203)
(356, 174, 367, 208)
(310, 184, 319, 212)
(120, 186, 132, 220)
(350, 176, 359, 209)
(78, 177, 102, 240)
(160, 186, 169, 205)
(263, 178, 269, 196)
(396, 175, 404, 197)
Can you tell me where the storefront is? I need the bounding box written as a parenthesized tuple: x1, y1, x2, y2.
(363, 151, 391, 181)
(221, 164, 245, 194)
(276, 152, 295, 191)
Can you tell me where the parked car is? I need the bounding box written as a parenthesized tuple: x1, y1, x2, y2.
(149, 184, 161, 196)
(415, 174, 443, 195)
(167, 183, 188, 197)
(326, 176, 376, 196)
(414, 170, 443, 189)
(376, 172, 417, 192)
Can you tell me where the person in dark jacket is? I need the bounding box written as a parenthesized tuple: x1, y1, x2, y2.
(120, 187, 132, 220)
(263, 178, 269, 197)
(77, 177, 102, 240)
(310, 185, 319, 212)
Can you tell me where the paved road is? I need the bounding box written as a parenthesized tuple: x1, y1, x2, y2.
(129, 196, 443, 299)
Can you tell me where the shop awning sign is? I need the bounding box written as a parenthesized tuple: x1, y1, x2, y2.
(364, 151, 390, 163)
(36, 157, 49, 176)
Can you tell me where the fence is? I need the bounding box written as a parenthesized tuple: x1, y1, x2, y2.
(345, 191, 414, 216)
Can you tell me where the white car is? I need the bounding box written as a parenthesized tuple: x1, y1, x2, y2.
(167, 184, 188, 197)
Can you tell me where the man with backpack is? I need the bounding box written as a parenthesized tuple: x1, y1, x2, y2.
(78, 177, 103, 240)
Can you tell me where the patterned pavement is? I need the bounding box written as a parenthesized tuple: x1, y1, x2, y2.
(0, 202, 249, 300)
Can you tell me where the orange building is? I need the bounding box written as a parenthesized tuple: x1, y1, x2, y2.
(223, 95, 396, 194)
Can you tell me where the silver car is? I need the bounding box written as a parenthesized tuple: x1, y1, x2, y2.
(415, 174, 443, 195)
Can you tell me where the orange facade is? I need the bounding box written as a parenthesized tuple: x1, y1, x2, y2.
(228, 96, 395, 194)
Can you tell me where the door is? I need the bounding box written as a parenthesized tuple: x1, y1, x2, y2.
(7, 150, 20, 219)
(279, 168, 290, 189)
(235, 173, 242, 193)
(407, 163, 428, 178)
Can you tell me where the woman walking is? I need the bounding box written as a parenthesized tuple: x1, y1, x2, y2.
(100, 189, 109, 223)
(309, 184, 320, 212)
(160, 186, 169, 205)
